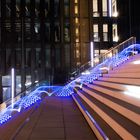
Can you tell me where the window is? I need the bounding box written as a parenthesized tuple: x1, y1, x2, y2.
(54, 0, 60, 17)
(54, 23, 60, 42)
(75, 5, 78, 14)
(75, 28, 79, 35)
(75, 43, 80, 59)
(45, 0, 50, 17)
(102, 0, 107, 16)
(45, 23, 50, 42)
(65, 45, 70, 68)
(64, 5, 69, 17)
(35, 0, 40, 17)
(75, 0, 78, 4)
(6, 0, 11, 18)
(112, 24, 118, 42)
(64, 23, 70, 42)
(35, 22, 40, 41)
(103, 24, 108, 41)
(93, 24, 99, 42)
(112, 0, 118, 17)
(45, 48, 50, 68)
(25, 1, 30, 17)
(93, 0, 99, 17)
(36, 48, 41, 68)
(26, 48, 31, 67)
(75, 27, 79, 42)
(75, 18, 79, 24)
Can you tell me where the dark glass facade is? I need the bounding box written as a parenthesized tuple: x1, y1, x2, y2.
(118, 0, 140, 43)
(0, 0, 91, 102)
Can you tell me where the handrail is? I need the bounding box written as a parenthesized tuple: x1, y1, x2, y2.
(99, 37, 136, 61)
(103, 37, 136, 56)
(68, 37, 136, 80)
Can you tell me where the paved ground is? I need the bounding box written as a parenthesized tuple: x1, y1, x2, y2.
(13, 96, 97, 140)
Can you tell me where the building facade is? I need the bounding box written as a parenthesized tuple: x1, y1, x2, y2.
(0, 0, 92, 102)
(2, 0, 139, 102)
(118, 0, 140, 43)
(92, 0, 119, 63)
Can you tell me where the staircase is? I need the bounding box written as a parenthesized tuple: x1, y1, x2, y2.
(73, 53, 140, 140)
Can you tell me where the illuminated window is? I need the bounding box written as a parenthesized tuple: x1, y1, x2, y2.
(93, 24, 99, 42)
(93, 0, 99, 17)
(64, 23, 70, 42)
(112, 24, 119, 42)
(103, 24, 108, 41)
(75, 18, 79, 24)
(102, 0, 107, 16)
(75, 5, 78, 14)
(112, 0, 118, 17)
(75, 28, 79, 35)
(76, 50, 80, 58)
(75, 0, 78, 3)
(76, 38, 79, 42)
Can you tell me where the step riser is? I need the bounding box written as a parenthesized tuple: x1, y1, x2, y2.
(76, 89, 137, 140)
(109, 69, 140, 73)
(83, 87, 140, 126)
(98, 77, 140, 86)
(92, 81, 126, 91)
(85, 83, 140, 108)
(103, 73, 140, 78)
(72, 95, 105, 140)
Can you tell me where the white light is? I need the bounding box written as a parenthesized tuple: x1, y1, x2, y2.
(109, 0, 112, 17)
(3, 87, 8, 92)
(124, 85, 140, 99)
(35, 80, 38, 83)
(99, 67, 109, 70)
(18, 84, 21, 88)
(35, 27, 38, 33)
(133, 60, 140, 64)
(25, 82, 32, 86)
(81, 70, 90, 75)
(11, 68, 15, 108)
(114, 36, 119, 42)
(90, 42, 94, 67)
(112, 12, 118, 17)
(124, 92, 140, 99)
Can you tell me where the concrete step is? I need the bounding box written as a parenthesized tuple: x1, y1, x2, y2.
(98, 77, 140, 86)
(82, 86, 140, 126)
(109, 68, 140, 73)
(84, 82, 140, 108)
(75, 88, 139, 140)
(72, 93, 121, 140)
(103, 72, 140, 78)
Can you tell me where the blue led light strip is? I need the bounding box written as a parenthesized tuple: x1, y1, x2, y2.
(72, 94, 109, 140)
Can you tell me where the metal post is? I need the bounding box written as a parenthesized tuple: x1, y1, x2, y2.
(11, 68, 15, 108)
